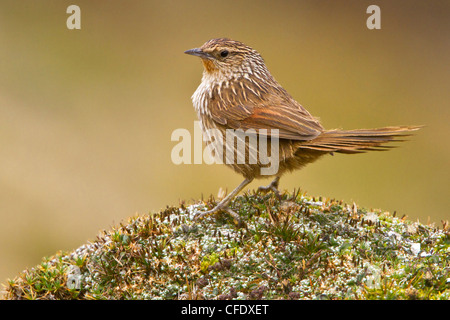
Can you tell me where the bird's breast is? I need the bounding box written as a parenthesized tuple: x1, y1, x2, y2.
(191, 72, 227, 118)
(192, 81, 209, 117)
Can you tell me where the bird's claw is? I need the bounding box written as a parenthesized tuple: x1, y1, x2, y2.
(257, 179, 282, 202)
(195, 205, 244, 227)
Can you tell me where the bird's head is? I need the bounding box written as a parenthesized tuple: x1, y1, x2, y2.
(184, 38, 266, 78)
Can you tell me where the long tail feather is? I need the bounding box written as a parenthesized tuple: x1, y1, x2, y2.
(298, 125, 422, 154)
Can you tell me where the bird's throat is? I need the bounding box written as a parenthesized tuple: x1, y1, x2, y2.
(201, 59, 217, 73)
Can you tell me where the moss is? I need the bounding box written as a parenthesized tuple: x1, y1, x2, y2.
(3, 190, 450, 300)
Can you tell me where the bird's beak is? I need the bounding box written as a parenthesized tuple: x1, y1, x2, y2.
(184, 48, 213, 60)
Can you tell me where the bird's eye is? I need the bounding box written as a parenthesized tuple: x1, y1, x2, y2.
(220, 50, 229, 58)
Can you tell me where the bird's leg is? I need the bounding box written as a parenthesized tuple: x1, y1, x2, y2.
(195, 178, 253, 224)
(257, 176, 281, 201)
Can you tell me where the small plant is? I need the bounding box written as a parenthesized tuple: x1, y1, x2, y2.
(4, 190, 449, 300)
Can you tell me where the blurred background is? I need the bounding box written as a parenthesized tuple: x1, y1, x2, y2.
(0, 0, 449, 289)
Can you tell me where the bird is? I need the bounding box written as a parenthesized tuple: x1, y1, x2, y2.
(184, 38, 420, 224)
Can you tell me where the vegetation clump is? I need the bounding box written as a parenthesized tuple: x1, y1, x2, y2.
(4, 190, 450, 300)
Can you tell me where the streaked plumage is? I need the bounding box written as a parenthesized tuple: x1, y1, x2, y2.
(185, 38, 420, 223)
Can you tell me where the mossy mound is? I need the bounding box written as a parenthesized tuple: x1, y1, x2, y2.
(4, 190, 450, 300)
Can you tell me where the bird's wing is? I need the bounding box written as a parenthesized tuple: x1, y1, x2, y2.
(209, 88, 323, 141)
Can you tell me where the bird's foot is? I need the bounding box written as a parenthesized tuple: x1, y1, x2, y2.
(194, 178, 253, 227)
(195, 202, 244, 227)
(258, 184, 280, 196)
(257, 177, 282, 201)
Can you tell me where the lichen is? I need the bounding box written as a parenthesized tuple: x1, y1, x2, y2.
(4, 190, 450, 300)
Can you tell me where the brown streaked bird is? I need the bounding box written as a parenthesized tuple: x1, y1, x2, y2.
(185, 38, 420, 224)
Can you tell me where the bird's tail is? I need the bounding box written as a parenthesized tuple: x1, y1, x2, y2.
(298, 126, 422, 154)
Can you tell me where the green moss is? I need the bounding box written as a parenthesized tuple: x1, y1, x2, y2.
(3, 190, 450, 300)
